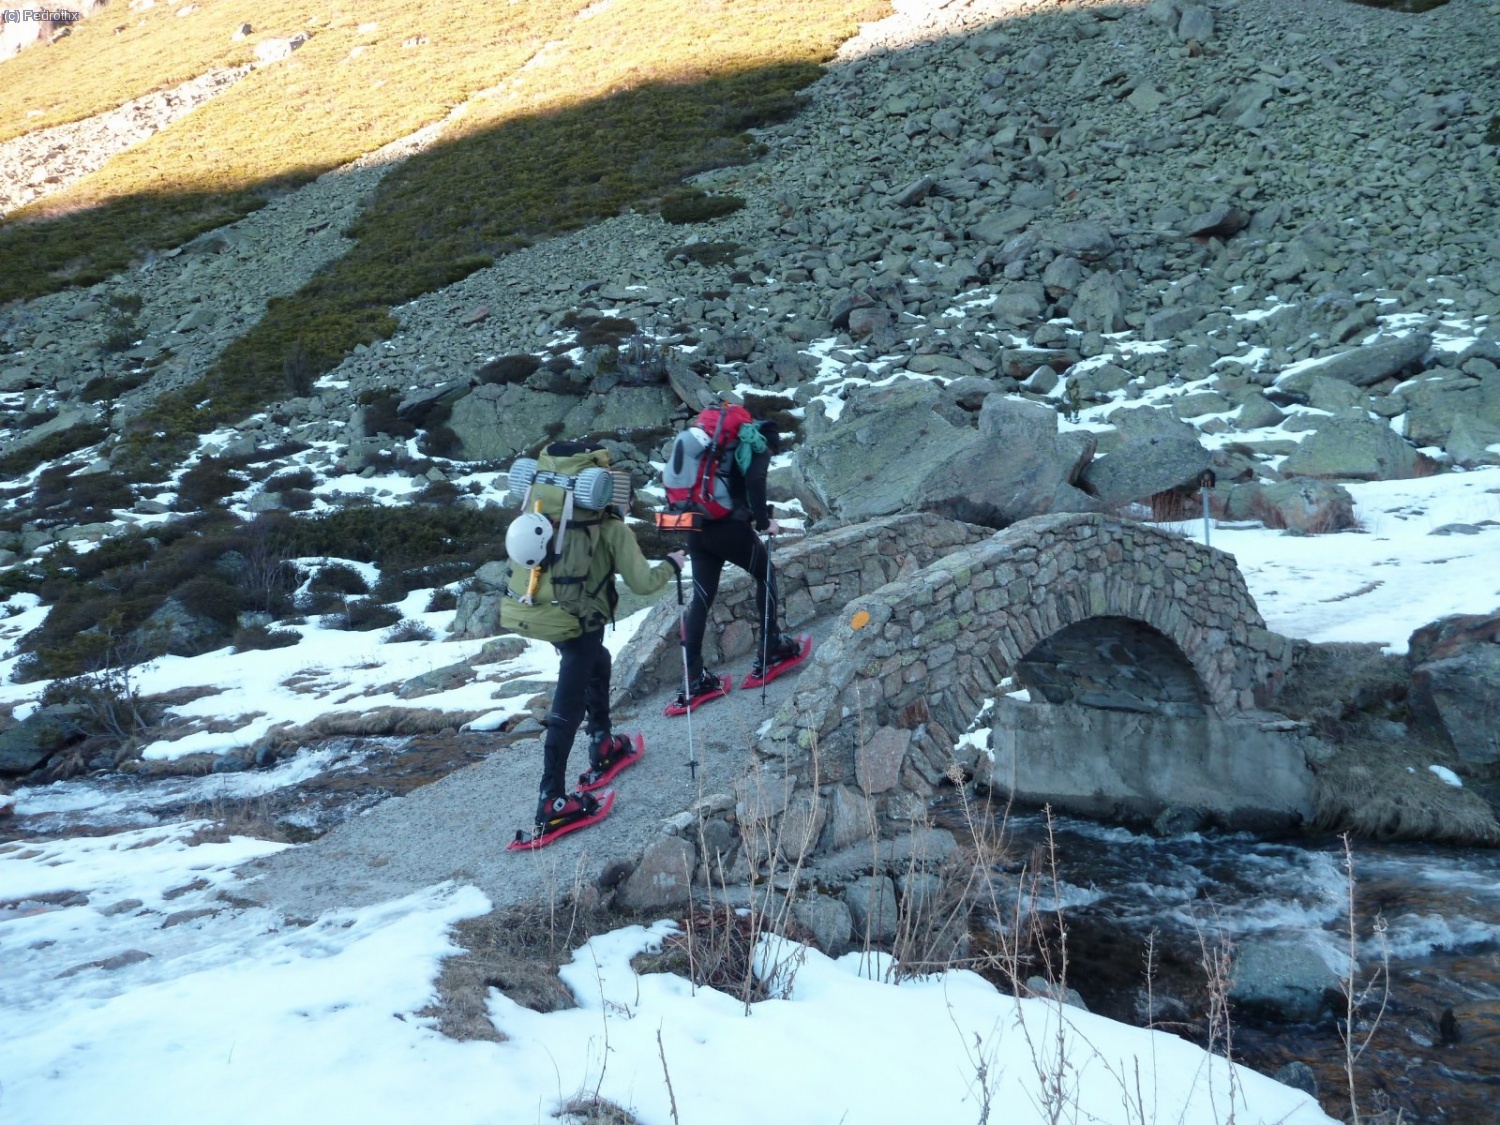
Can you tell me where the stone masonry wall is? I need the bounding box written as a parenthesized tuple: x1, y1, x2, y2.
(609, 511, 988, 706)
(746, 513, 1295, 843)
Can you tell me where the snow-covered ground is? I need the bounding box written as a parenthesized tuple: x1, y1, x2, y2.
(5, 469, 1498, 1124)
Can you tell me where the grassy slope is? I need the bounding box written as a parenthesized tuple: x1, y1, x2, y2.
(112, 0, 886, 473)
(0, 0, 585, 297)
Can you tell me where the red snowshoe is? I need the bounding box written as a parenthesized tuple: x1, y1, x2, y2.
(664, 669, 732, 717)
(740, 635, 813, 690)
(578, 733, 644, 793)
(508, 790, 616, 852)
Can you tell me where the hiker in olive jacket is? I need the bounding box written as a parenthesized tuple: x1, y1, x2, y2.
(502, 442, 683, 829)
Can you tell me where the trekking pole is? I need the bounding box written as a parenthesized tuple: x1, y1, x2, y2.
(1199, 469, 1216, 549)
(675, 567, 698, 781)
(759, 532, 774, 706)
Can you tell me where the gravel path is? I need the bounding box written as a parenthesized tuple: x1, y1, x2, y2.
(237, 618, 837, 919)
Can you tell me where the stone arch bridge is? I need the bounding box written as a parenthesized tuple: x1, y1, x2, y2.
(615, 511, 1316, 848)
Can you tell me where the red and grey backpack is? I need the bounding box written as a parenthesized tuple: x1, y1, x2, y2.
(656, 403, 753, 532)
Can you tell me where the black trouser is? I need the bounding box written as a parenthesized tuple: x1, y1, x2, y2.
(684, 519, 779, 680)
(539, 627, 611, 800)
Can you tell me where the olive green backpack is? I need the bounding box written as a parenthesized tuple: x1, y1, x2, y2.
(500, 448, 620, 642)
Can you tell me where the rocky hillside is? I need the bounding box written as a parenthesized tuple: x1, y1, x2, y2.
(0, 0, 1498, 756)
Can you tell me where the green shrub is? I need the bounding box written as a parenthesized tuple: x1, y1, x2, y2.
(232, 624, 302, 652)
(565, 314, 639, 348)
(1488, 115, 1500, 146)
(80, 371, 149, 403)
(308, 562, 371, 597)
(384, 620, 437, 643)
(0, 423, 108, 481)
(323, 598, 402, 632)
(266, 468, 318, 492)
(476, 355, 542, 386)
(417, 480, 461, 506)
(14, 464, 132, 530)
(660, 189, 745, 225)
(283, 340, 315, 397)
(419, 425, 463, 459)
(666, 240, 742, 266)
(357, 387, 418, 439)
(175, 457, 247, 511)
(426, 587, 460, 613)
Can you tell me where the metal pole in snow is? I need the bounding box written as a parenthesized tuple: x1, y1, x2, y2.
(1199, 469, 1216, 549)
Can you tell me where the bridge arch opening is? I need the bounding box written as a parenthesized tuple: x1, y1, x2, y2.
(1014, 617, 1211, 718)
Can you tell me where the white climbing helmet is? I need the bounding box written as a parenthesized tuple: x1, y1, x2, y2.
(505, 511, 554, 569)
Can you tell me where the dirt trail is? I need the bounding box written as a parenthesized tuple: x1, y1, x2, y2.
(236, 620, 836, 919)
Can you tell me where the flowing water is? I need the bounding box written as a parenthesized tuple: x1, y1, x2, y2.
(950, 804, 1500, 1124)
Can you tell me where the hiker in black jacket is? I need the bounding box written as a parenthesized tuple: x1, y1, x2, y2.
(677, 417, 799, 708)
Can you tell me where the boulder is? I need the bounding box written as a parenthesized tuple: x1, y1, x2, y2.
(914, 395, 1099, 528)
(791, 894, 854, 957)
(446, 384, 572, 462)
(564, 386, 677, 437)
(1279, 418, 1420, 481)
(843, 874, 899, 944)
(1230, 938, 1339, 1022)
(1408, 613, 1500, 765)
(1079, 434, 1212, 508)
(1252, 479, 1357, 533)
(617, 836, 696, 911)
(1274, 333, 1432, 395)
(791, 382, 978, 523)
(856, 726, 911, 796)
(0, 706, 83, 774)
(1072, 270, 1126, 334)
(137, 596, 224, 655)
(1047, 221, 1115, 263)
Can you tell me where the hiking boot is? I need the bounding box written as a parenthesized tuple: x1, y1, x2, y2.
(534, 791, 600, 832)
(578, 732, 633, 789)
(675, 669, 723, 710)
(751, 634, 802, 679)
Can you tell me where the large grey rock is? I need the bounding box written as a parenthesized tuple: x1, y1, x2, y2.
(617, 836, 696, 911)
(1279, 418, 1420, 481)
(821, 785, 874, 852)
(856, 726, 911, 795)
(1176, 4, 1213, 42)
(1252, 479, 1357, 533)
(564, 386, 677, 437)
(446, 384, 572, 462)
(1048, 221, 1115, 263)
(791, 894, 854, 957)
(1079, 434, 1212, 507)
(1408, 612, 1500, 766)
(1072, 270, 1126, 334)
(0, 706, 82, 774)
(137, 596, 223, 656)
(1230, 938, 1338, 1022)
(1275, 333, 1432, 395)
(914, 395, 1099, 527)
(791, 382, 978, 523)
(843, 875, 899, 944)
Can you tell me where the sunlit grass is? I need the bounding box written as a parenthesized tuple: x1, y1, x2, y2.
(92, 0, 885, 477)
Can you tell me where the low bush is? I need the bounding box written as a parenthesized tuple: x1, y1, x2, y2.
(307, 562, 370, 597)
(384, 620, 437, 644)
(232, 624, 302, 652)
(323, 598, 403, 632)
(660, 189, 745, 225)
(426, 588, 460, 613)
(176, 456, 247, 511)
(476, 355, 542, 386)
(357, 387, 418, 440)
(79, 371, 149, 403)
(265, 467, 318, 492)
(666, 240, 742, 267)
(0, 422, 109, 482)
